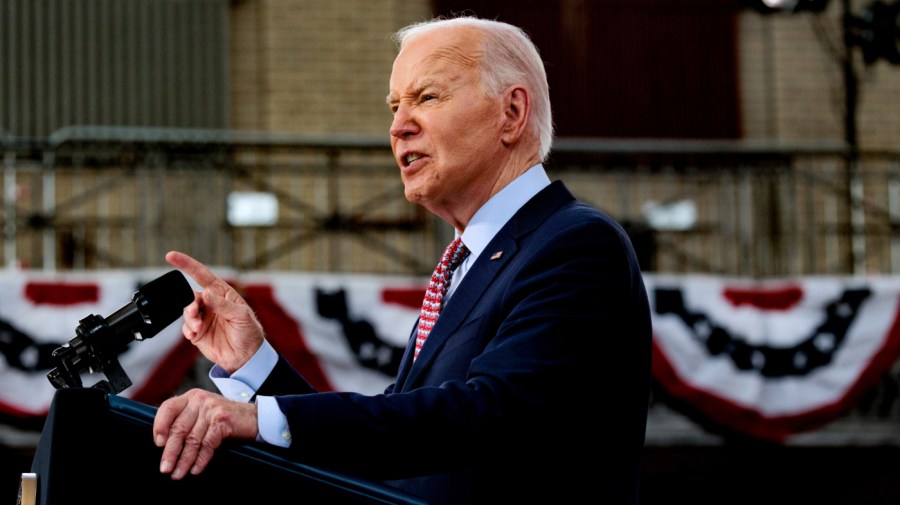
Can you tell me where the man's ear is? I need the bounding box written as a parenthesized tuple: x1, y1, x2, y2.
(501, 86, 531, 147)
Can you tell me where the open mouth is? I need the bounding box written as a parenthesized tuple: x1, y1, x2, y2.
(402, 152, 426, 168)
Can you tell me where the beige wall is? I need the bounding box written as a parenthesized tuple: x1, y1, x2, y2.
(229, 0, 433, 135)
(738, 1, 898, 149)
(230, 1, 899, 150)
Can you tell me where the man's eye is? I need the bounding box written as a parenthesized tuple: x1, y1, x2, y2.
(421, 94, 436, 103)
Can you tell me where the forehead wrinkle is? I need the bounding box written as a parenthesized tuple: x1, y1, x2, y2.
(425, 45, 481, 70)
(406, 47, 482, 95)
(387, 37, 483, 105)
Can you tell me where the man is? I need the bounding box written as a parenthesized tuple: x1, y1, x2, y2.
(154, 15, 652, 504)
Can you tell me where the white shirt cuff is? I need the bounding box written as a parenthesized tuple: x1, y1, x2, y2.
(209, 339, 279, 399)
(207, 340, 290, 447)
(256, 395, 292, 448)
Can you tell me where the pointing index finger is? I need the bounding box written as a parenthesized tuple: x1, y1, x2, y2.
(165, 251, 221, 290)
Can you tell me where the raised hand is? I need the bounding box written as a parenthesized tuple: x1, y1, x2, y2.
(165, 250, 265, 374)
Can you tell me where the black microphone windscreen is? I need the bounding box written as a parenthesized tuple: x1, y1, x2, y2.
(137, 270, 195, 331)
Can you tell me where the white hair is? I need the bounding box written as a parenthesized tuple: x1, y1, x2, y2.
(393, 16, 554, 161)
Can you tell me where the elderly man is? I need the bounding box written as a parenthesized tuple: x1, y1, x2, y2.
(154, 15, 652, 504)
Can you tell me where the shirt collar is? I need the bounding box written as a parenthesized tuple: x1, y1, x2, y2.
(459, 163, 550, 264)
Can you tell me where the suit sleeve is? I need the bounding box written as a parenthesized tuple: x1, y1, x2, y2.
(256, 354, 318, 397)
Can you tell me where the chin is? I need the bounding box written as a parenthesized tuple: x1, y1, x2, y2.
(403, 189, 421, 204)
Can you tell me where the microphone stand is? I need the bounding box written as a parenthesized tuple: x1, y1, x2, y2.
(46, 313, 134, 394)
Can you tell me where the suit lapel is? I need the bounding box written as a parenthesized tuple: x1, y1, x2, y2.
(395, 181, 575, 391)
(392, 325, 418, 391)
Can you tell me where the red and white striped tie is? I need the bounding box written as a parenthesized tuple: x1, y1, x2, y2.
(414, 237, 470, 361)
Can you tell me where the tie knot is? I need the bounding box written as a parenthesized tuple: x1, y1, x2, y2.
(443, 237, 469, 273)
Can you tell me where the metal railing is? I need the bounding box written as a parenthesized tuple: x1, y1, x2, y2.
(2, 126, 899, 277)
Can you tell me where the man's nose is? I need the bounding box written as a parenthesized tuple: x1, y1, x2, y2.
(390, 106, 418, 138)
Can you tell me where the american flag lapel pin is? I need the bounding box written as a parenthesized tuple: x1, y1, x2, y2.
(490, 251, 503, 260)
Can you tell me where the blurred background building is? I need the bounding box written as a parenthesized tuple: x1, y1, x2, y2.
(2, 0, 900, 503)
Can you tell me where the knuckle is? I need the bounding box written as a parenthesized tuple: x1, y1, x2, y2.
(168, 422, 191, 440)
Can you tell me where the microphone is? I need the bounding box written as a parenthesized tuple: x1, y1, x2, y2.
(46, 270, 195, 394)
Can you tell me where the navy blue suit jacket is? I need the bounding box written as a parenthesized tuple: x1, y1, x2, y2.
(261, 180, 652, 504)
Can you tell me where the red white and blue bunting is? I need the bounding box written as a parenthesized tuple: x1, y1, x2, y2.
(2, 270, 899, 443)
(648, 275, 900, 441)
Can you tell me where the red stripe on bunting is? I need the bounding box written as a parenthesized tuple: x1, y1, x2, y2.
(382, 287, 426, 310)
(129, 337, 200, 408)
(24, 282, 99, 305)
(242, 284, 334, 392)
(0, 398, 45, 420)
(722, 284, 803, 311)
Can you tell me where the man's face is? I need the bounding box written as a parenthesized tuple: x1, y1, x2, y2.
(387, 27, 507, 223)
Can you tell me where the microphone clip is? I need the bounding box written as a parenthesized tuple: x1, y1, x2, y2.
(47, 313, 134, 394)
(45, 269, 193, 395)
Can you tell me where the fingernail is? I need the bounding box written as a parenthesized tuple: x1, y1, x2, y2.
(172, 468, 184, 480)
(155, 434, 165, 446)
(191, 465, 201, 475)
(160, 461, 171, 474)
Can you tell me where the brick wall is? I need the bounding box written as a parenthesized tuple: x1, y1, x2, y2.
(229, 0, 433, 135)
(738, 1, 899, 149)
(230, 1, 899, 149)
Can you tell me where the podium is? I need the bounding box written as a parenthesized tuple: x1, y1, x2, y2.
(24, 388, 427, 504)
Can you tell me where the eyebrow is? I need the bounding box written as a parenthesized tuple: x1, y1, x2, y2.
(386, 79, 438, 107)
